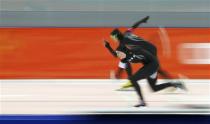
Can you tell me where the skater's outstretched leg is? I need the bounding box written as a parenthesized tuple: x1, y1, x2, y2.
(147, 75, 186, 92)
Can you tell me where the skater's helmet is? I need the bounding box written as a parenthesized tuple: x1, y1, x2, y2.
(110, 28, 124, 42)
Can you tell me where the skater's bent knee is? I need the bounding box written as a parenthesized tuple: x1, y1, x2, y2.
(151, 87, 158, 92)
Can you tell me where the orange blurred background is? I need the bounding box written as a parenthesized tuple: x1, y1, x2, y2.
(0, 28, 209, 79)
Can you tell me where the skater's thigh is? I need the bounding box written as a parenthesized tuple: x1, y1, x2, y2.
(129, 63, 157, 81)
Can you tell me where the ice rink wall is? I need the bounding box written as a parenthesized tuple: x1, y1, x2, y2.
(0, 0, 210, 79)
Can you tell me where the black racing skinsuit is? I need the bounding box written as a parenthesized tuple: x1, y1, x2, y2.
(117, 43, 176, 103)
(118, 31, 158, 79)
(121, 31, 173, 79)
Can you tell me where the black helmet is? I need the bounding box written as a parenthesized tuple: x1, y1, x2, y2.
(110, 28, 124, 41)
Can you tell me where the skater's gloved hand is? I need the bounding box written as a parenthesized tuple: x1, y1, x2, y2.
(103, 40, 110, 48)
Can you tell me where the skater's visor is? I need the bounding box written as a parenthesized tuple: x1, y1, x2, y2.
(110, 35, 118, 41)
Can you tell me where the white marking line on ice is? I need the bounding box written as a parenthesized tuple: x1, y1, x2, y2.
(0, 95, 31, 98)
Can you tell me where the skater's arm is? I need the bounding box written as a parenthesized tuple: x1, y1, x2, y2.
(127, 16, 150, 32)
(104, 40, 117, 57)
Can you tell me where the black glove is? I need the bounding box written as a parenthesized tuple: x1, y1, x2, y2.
(104, 40, 110, 48)
(103, 39, 117, 57)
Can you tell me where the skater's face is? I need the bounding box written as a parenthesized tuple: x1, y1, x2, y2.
(116, 51, 126, 59)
